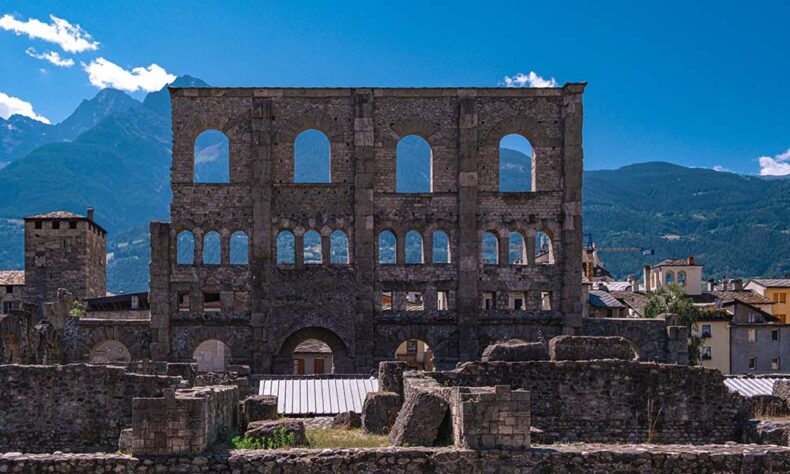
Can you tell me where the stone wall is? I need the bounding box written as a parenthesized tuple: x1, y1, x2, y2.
(2, 445, 790, 473)
(451, 385, 530, 450)
(0, 364, 181, 452)
(132, 385, 239, 455)
(406, 360, 747, 444)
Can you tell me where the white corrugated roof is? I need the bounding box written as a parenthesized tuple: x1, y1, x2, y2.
(724, 377, 786, 397)
(259, 377, 379, 415)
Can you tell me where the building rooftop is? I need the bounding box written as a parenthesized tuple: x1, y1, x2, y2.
(749, 279, 790, 289)
(258, 375, 379, 415)
(24, 209, 106, 234)
(294, 338, 332, 354)
(589, 290, 627, 309)
(692, 290, 774, 307)
(0, 270, 24, 286)
(610, 291, 648, 316)
(652, 257, 701, 268)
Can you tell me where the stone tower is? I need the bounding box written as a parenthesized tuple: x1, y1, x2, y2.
(23, 208, 106, 307)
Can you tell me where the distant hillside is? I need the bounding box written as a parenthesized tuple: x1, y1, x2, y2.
(0, 79, 786, 292)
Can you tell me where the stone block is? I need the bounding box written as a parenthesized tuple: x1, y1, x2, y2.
(548, 335, 635, 361)
(361, 391, 401, 435)
(245, 419, 308, 446)
(331, 411, 362, 430)
(378, 361, 410, 397)
(389, 390, 449, 446)
(240, 395, 279, 428)
(118, 428, 133, 453)
(481, 340, 549, 362)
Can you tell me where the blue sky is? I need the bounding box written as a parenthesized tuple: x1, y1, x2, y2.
(0, 0, 788, 175)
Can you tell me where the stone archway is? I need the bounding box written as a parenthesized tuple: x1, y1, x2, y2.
(193, 339, 232, 371)
(394, 338, 435, 371)
(273, 327, 353, 374)
(89, 340, 132, 364)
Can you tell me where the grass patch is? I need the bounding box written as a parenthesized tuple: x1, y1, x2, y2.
(306, 428, 389, 449)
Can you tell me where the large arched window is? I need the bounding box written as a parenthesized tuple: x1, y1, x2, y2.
(396, 135, 432, 193)
(276, 231, 295, 264)
(432, 230, 450, 264)
(330, 230, 349, 264)
(203, 231, 221, 265)
(176, 230, 195, 265)
(230, 231, 249, 265)
(666, 271, 675, 285)
(678, 271, 687, 286)
(194, 129, 230, 183)
(482, 231, 499, 265)
(294, 129, 331, 183)
(509, 232, 527, 265)
(535, 231, 554, 265)
(499, 133, 533, 192)
(405, 231, 424, 264)
(379, 230, 396, 264)
(303, 230, 322, 264)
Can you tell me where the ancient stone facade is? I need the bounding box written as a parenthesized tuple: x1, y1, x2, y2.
(148, 85, 586, 373)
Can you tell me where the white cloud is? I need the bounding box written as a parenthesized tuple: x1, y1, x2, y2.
(82, 57, 176, 93)
(25, 47, 74, 67)
(758, 148, 790, 176)
(502, 71, 558, 88)
(0, 14, 98, 53)
(0, 92, 50, 124)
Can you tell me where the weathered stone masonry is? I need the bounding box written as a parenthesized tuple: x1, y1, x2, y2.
(149, 86, 588, 373)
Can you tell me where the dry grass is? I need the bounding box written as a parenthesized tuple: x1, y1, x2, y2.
(306, 428, 389, 449)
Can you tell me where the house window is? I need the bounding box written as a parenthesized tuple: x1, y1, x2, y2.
(509, 292, 525, 311)
(777, 314, 788, 323)
(2, 301, 12, 314)
(701, 346, 712, 360)
(748, 328, 757, 342)
(203, 292, 221, 312)
(541, 291, 552, 311)
(748, 357, 756, 370)
(437, 291, 449, 311)
(52, 221, 60, 230)
(482, 292, 496, 310)
(131, 296, 139, 310)
(780, 293, 787, 304)
(701, 324, 712, 338)
(405, 292, 424, 311)
(677, 271, 686, 286)
(69, 221, 77, 229)
(34, 221, 42, 229)
(407, 340, 418, 353)
(772, 329, 780, 342)
(5, 285, 12, 294)
(773, 358, 781, 371)
(177, 292, 190, 311)
(381, 291, 392, 311)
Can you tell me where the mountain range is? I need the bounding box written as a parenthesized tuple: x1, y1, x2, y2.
(0, 77, 787, 292)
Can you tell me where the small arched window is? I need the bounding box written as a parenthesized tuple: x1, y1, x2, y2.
(535, 231, 554, 265)
(509, 232, 527, 265)
(330, 230, 349, 264)
(499, 133, 534, 192)
(666, 271, 675, 284)
(203, 231, 221, 265)
(303, 230, 322, 264)
(379, 230, 396, 264)
(194, 129, 230, 183)
(482, 232, 499, 265)
(176, 230, 195, 265)
(678, 271, 687, 286)
(230, 231, 249, 265)
(396, 135, 432, 193)
(294, 129, 331, 183)
(405, 231, 424, 264)
(432, 230, 450, 264)
(276, 231, 295, 264)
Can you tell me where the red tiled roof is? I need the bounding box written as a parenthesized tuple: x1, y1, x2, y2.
(749, 279, 790, 289)
(25, 211, 84, 219)
(707, 290, 774, 306)
(652, 259, 701, 267)
(0, 270, 24, 285)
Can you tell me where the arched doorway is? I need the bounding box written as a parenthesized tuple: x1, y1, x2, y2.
(89, 340, 131, 364)
(395, 339, 435, 371)
(293, 339, 334, 375)
(274, 327, 352, 374)
(193, 339, 231, 371)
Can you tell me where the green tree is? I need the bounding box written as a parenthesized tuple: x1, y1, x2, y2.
(643, 284, 702, 365)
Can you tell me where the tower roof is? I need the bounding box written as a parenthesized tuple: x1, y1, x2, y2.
(24, 210, 106, 234)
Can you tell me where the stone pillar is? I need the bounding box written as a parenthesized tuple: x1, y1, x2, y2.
(250, 98, 274, 372)
(456, 93, 480, 360)
(295, 234, 304, 268)
(423, 231, 433, 265)
(395, 231, 405, 265)
(321, 234, 331, 264)
(498, 231, 509, 266)
(352, 89, 377, 371)
(149, 221, 171, 360)
(666, 325, 689, 365)
(560, 84, 586, 334)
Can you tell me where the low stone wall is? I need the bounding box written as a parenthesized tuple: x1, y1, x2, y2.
(0, 364, 181, 453)
(406, 360, 747, 444)
(2, 445, 790, 473)
(132, 385, 239, 456)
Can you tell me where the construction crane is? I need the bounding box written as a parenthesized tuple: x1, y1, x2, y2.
(583, 233, 654, 282)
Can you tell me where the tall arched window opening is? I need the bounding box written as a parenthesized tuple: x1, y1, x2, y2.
(330, 230, 349, 264)
(379, 231, 396, 264)
(176, 230, 195, 265)
(230, 231, 249, 265)
(203, 231, 221, 265)
(482, 232, 499, 265)
(303, 230, 322, 264)
(294, 129, 331, 183)
(396, 135, 432, 193)
(194, 130, 230, 183)
(499, 133, 533, 192)
(405, 231, 424, 264)
(276, 231, 295, 264)
(432, 230, 450, 264)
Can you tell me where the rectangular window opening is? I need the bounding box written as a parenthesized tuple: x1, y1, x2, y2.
(437, 291, 449, 311)
(381, 291, 392, 311)
(772, 329, 780, 342)
(68, 221, 77, 229)
(482, 292, 496, 310)
(748, 328, 757, 342)
(749, 357, 756, 370)
(701, 346, 712, 360)
(406, 292, 424, 311)
(541, 291, 552, 311)
(509, 292, 526, 311)
(773, 358, 781, 371)
(203, 291, 221, 312)
(701, 324, 712, 338)
(5, 285, 13, 294)
(177, 292, 190, 312)
(34, 221, 42, 229)
(51, 221, 60, 230)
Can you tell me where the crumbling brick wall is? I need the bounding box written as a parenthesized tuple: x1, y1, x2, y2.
(0, 364, 181, 452)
